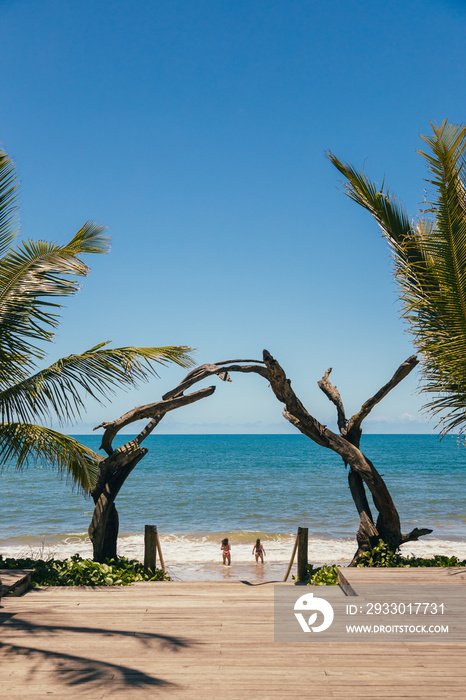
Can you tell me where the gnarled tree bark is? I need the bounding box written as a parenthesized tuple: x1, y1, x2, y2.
(261, 350, 432, 563)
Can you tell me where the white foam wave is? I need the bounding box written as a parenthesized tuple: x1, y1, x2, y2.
(2, 532, 466, 564)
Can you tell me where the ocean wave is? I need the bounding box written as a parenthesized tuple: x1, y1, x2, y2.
(2, 531, 466, 564)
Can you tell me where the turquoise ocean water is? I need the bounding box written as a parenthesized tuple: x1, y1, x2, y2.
(1, 434, 466, 572)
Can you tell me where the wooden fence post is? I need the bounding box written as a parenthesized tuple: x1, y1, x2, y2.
(296, 527, 308, 582)
(155, 530, 166, 575)
(283, 530, 299, 582)
(144, 525, 158, 572)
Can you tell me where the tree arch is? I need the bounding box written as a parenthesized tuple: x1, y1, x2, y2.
(89, 352, 431, 564)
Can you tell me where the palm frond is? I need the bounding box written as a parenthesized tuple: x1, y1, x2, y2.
(0, 147, 19, 256)
(0, 223, 110, 372)
(65, 221, 112, 255)
(327, 150, 441, 301)
(330, 122, 466, 435)
(0, 423, 100, 493)
(326, 150, 413, 248)
(0, 344, 195, 424)
(0, 143, 195, 493)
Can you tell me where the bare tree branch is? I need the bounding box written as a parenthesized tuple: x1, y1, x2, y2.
(347, 355, 419, 435)
(318, 367, 348, 434)
(94, 386, 216, 456)
(94, 359, 268, 456)
(262, 349, 404, 548)
(162, 361, 267, 400)
(401, 527, 433, 545)
(89, 350, 429, 565)
(89, 358, 270, 560)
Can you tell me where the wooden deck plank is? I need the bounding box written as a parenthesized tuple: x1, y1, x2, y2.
(339, 566, 466, 590)
(1, 578, 464, 698)
(0, 569, 34, 597)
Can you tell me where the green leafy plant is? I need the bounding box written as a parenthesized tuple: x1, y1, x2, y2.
(0, 553, 169, 586)
(300, 544, 466, 585)
(304, 563, 340, 585)
(356, 542, 405, 567)
(356, 542, 466, 568)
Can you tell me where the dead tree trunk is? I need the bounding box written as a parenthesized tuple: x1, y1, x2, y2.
(89, 361, 267, 562)
(261, 350, 432, 563)
(89, 441, 148, 562)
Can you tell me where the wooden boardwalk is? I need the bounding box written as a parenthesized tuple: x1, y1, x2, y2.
(1, 578, 465, 699)
(0, 569, 34, 598)
(339, 566, 466, 594)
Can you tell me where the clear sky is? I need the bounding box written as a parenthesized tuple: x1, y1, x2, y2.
(1, 0, 465, 435)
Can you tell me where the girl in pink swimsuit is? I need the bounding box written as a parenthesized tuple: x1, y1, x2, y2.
(221, 538, 231, 565)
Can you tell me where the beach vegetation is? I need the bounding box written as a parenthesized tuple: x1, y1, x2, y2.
(328, 121, 466, 437)
(0, 144, 193, 493)
(305, 563, 340, 585)
(303, 546, 466, 585)
(0, 553, 168, 586)
(355, 542, 466, 568)
(356, 542, 405, 567)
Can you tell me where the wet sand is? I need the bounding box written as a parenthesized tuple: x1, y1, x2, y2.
(166, 560, 297, 582)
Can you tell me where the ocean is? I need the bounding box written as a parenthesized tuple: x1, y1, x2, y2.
(1, 434, 465, 580)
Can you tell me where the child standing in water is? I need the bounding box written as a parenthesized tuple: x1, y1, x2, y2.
(252, 538, 265, 563)
(221, 538, 231, 565)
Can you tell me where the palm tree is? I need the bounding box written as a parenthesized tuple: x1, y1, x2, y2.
(328, 121, 466, 436)
(0, 145, 193, 493)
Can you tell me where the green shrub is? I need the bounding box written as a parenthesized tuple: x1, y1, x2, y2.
(299, 544, 466, 585)
(356, 542, 466, 569)
(0, 553, 169, 586)
(355, 543, 405, 567)
(304, 563, 340, 585)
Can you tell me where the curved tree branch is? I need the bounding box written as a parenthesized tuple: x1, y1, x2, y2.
(89, 350, 429, 563)
(162, 361, 267, 400)
(318, 367, 348, 434)
(94, 359, 268, 456)
(263, 349, 403, 547)
(95, 386, 216, 456)
(401, 527, 433, 544)
(347, 355, 419, 438)
(88, 358, 269, 561)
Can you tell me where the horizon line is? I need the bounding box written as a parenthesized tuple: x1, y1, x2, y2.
(64, 432, 456, 437)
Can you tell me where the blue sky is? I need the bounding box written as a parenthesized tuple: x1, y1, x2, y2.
(1, 0, 465, 434)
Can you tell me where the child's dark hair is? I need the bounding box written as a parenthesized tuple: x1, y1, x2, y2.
(222, 538, 229, 545)
(256, 538, 261, 548)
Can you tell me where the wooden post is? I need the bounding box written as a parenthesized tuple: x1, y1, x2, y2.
(296, 527, 308, 582)
(156, 530, 166, 575)
(144, 525, 158, 572)
(283, 530, 299, 582)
